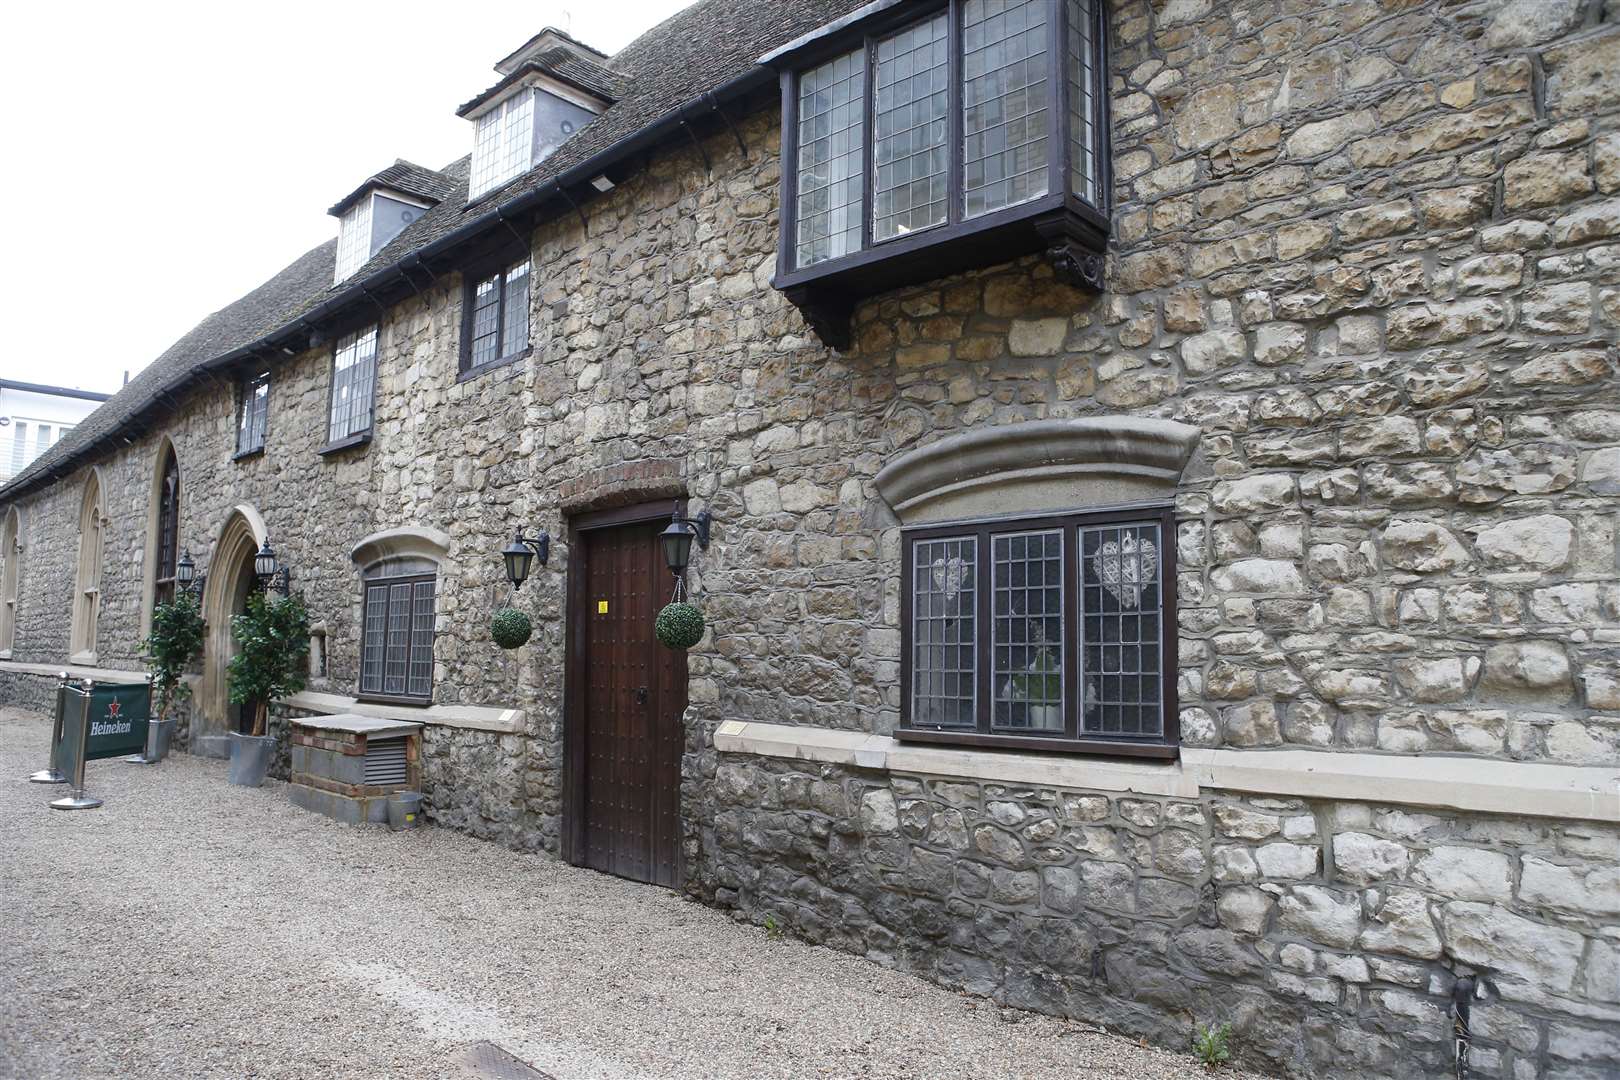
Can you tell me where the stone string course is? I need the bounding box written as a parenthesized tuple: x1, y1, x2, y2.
(0, 1, 1617, 1076)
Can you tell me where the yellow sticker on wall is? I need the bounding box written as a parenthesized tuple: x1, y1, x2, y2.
(597, 600, 609, 614)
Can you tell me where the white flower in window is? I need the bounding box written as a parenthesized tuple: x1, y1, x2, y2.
(1094, 534, 1157, 609)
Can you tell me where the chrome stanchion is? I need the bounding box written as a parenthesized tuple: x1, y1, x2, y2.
(28, 671, 71, 784)
(125, 673, 157, 764)
(50, 678, 102, 811)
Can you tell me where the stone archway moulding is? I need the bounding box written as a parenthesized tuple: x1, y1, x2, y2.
(873, 417, 1201, 525)
(350, 526, 452, 570)
(196, 504, 270, 757)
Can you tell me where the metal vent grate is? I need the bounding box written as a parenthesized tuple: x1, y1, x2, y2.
(455, 1040, 555, 1080)
(363, 736, 408, 785)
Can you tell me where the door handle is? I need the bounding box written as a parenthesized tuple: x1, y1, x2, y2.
(634, 686, 649, 706)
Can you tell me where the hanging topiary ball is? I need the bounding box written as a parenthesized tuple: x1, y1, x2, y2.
(655, 602, 705, 650)
(491, 607, 533, 649)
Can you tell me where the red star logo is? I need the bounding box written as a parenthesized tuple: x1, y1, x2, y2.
(107, 702, 121, 719)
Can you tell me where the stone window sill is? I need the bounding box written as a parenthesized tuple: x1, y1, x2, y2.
(895, 727, 1179, 760)
(713, 721, 1620, 825)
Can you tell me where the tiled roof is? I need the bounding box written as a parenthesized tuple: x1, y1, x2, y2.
(0, 0, 868, 503)
(457, 47, 631, 118)
(327, 160, 459, 217)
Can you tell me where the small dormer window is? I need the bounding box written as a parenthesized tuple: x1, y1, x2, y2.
(460, 31, 612, 201)
(470, 92, 537, 200)
(329, 162, 450, 285)
(334, 196, 374, 283)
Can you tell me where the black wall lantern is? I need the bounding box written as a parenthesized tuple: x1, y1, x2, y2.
(176, 550, 206, 597)
(659, 504, 712, 577)
(254, 538, 292, 597)
(502, 528, 551, 589)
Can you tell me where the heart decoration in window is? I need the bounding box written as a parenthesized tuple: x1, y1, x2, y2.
(1094, 534, 1156, 609)
(930, 556, 968, 602)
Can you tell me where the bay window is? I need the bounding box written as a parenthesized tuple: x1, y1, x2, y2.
(900, 505, 1178, 758)
(770, 0, 1111, 349)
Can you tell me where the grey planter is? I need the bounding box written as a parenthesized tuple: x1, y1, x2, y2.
(146, 717, 177, 763)
(227, 732, 276, 787)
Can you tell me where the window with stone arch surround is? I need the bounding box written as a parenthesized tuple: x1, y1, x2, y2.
(874, 418, 1199, 759)
(0, 505, 22, 658)
(348, 526, 451, 706)
(154, 445, 181, 607)
(70, 469, 108, 664)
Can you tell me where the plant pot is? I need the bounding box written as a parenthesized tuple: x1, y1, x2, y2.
(227, 732, 276, 787)
(146, 717, 177, 763)
(387, 791, 424, 831)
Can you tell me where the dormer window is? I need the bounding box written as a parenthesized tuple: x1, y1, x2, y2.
(329, 162, 453, 284)
(459, 30, 613, 201)
(766, 0, 1112, 349)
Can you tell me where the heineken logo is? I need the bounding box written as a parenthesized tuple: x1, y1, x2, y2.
(90, 701, 132, 737)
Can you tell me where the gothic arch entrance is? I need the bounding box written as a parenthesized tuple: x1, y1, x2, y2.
(195, 505, 268, 758)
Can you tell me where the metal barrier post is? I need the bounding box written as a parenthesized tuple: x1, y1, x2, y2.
(125, 673, 158, 764)
(50, 678, 103, 811)
(27, 671, 71, 784)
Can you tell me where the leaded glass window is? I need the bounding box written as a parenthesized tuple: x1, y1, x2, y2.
(237, 372, 269, 455)
(780, 1, 1110, 277)
(911, 536, 977, 727)
(873, 13, 949, 241)
(963, 0, 1050, 218)
(360, 558, 435, 702)
(465, 258, 532, 372)
(154, 449, 180, 607)
(902, 507, 1175, 755)
(469, 91, 537, 200)
(328, 326, 377, 444)
(334, 195, 373, 283)
(796, 48, 866, 267)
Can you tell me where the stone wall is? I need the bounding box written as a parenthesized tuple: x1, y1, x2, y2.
(701, 755, 1619, 1079)
(0, 1, 1616, 1076)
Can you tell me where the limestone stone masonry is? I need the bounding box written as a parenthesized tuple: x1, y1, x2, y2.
(2, 1, 1619, 1076)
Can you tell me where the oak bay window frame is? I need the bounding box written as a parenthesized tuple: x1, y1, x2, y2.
(898, 504, 1178, 759)
(773, 0, 1112, 338)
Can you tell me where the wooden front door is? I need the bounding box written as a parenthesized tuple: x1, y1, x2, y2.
(570, 512, 687, 888)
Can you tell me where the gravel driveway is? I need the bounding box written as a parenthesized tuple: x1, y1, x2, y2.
(0, 707, 1259, 1080)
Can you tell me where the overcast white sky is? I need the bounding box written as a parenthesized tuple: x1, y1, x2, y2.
(0, 0, 694, 395)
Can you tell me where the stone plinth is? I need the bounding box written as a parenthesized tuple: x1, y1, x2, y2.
(288, 713, 422, 825)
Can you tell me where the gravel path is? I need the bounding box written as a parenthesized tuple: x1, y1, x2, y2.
(0, 707, 1261, 1080)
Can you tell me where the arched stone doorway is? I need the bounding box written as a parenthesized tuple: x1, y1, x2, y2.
(194, 505, 268, 758)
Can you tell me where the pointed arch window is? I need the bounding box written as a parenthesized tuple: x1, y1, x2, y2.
(154, 449, 181, 607)
(70, 472, 106, 662)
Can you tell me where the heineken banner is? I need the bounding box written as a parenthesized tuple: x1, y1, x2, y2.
(59, 682, 151, 765)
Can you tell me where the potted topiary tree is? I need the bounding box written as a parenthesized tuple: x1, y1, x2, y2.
(226, 589, 310, 787)
(141, 587, 206, 762)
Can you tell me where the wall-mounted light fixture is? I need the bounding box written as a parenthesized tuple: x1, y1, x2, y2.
(659, 504, 712, 577)
(176, 550, 207, 597)
(502, 528, 552, 589)
(254, 538, 292, 597)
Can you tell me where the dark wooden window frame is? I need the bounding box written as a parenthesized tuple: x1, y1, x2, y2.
(457, 250, 533, 381)
(234, 370, 270, 460)
(357, 568, 436, 706)
(771, 0, 1113, 349)
(321, 324, 379, 455)
(897, 503, 1178, 760)
(154, 450, 181, 607)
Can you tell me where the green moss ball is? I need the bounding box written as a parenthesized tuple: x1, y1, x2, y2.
(491, 608, 533, 649)
(655, 602, 705, 650)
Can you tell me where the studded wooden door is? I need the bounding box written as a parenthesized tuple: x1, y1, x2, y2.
(577, 518, 686, 887)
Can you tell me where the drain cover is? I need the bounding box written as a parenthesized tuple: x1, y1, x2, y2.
(456, 1040, 556, 1080)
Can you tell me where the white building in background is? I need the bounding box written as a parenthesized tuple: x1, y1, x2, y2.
(0, 380, 112, 484)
